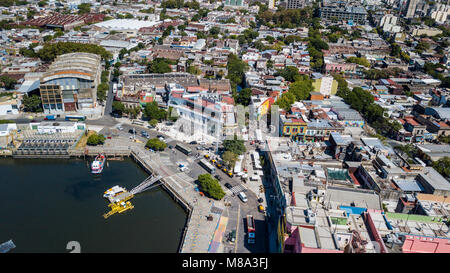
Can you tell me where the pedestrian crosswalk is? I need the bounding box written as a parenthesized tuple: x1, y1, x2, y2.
(229, 184, 247, 195)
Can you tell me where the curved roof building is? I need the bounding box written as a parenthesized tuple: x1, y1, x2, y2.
(40, 53, 102, 114)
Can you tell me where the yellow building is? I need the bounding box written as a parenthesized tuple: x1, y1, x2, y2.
(279, 114, 307, 141)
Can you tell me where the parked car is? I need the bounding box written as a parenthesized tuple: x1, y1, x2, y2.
(228, 230, 236, 243)
(190, 141, 198, 145)
(128, 128, 136, 134)
(258, 205, 265, 213)
(238, 192, 248, 203)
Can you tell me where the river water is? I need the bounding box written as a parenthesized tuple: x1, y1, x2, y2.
(0, 157, 187, 253)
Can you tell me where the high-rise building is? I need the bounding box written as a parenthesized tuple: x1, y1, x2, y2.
(269, 0, 275, 9)
(405, 0, 419, 18)
(431, 3, 450, 24)
(319, 5, 368, 24)
(287, 0, 307, 9)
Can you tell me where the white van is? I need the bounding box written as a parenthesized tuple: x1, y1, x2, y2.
(238, 192, 248, 203)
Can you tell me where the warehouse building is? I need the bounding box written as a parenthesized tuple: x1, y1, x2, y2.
(39, 53, 102, 114)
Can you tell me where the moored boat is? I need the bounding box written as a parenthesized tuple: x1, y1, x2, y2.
(91, 153, 106, 174)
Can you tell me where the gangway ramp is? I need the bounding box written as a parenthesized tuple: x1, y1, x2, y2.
(129, 175, 163, 195)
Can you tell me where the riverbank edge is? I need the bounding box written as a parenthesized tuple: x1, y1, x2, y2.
(1, 150, 197, 253)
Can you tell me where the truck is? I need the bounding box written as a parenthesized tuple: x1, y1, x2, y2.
(246, 215, 255, 244)
(44, 115, 56, 120)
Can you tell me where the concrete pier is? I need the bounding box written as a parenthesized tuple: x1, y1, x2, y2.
(4, 139, 223, 253)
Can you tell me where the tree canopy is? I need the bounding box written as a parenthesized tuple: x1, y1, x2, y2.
(197, 173, 225, 200)
(147, 58, 175, 74)
(432, 157, 450, 178)
(87, 133, 105, 146)
(227, 53, 248, 89)
(143, 101, 167, 121)
(223, 135, 246, 155)
(22, 95, 42, 112)
(235, 88, 252, 106)
(145, 138, 167, 151)
(37, 42, 112, 62)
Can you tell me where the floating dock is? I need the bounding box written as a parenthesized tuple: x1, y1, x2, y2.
(103, 201, 134, 219)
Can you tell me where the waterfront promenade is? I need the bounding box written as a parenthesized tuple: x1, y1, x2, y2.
(68, 136, 225, 253)
(128, 142, 226, 253)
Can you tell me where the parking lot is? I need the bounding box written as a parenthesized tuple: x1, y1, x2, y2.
(98, 121, 269, 253)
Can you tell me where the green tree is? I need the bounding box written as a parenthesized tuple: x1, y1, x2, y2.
(77, 3, 91, 14)
(197, 173, 225, 200)
(112, 101, 125, 115)
(222, 150, 238, 169)
(432, 157, 450, 178)
(235, 88, 252, 106)
(223, 135, 246, 155)
(167, 106, 179, 122)
(97, 82, 109, 101)
(149, 119, 158, 127)
(276, 66, 299, 82)
(145, 138, 167, 151)
(87, 133, 105, 146)
(143, 101, 167, 121)
(126, 106, 141, 119)
(226, 53, 248, 88)
(274, 91, 296, 111)
(346, 57, 371, 67)
(148, 58, 173, 73)
(289, 78, 313, 101)
(22, 95, 42, 112)
(0, 75, 17, 89)
(37, 42, 111, 62)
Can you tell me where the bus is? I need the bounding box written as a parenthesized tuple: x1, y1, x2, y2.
(175, 143, 192, 156)
(65, 115, 86, 121)
(199, 158, 216, 174)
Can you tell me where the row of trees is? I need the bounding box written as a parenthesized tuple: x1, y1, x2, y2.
(346, 57, 371, 67)
(334, 74, 402, 136)
(36, 42, 112, 62)
(221, 135, 246, 169)
(256, 5, 315, 29)
(0, 0, 27, 7)
(161, 0, 200, 10)
(226, 53, 248, 93)
(307, 27, 328, 71)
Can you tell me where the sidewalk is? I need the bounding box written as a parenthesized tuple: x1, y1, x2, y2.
(125, 140, 226, 253)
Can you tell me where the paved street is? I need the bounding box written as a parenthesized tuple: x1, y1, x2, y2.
(96, 121, 269, 253)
